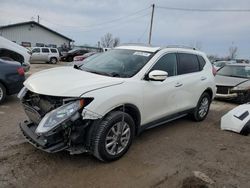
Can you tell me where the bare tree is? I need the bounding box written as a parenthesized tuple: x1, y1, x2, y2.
(100, 33, 120, 48)
(113, 37, 120, 47)
(229, 46, 238, 59)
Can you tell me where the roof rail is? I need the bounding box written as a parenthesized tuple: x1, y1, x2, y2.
(165, 45, 196, 50)
(118, 43, 154, 47)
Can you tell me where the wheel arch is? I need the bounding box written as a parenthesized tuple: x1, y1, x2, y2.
(203, 87, 213, 99)
(0, 80, 8, 95)
(108, 103, 141, 136)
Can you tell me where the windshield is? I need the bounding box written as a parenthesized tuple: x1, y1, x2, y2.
(80, 49, 153, 78)
(68, 49, 79, 53)
(217, 65, 250, 78)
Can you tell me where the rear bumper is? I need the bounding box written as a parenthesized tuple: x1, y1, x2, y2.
(20, 120, 68, 153)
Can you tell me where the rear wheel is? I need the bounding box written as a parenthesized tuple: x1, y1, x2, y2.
(67, 56, 73, 62)
(50, 57, 57, 64)
(0, 83, 6, 104)
(192, 92, 211, 121)
(91, 111, 135, 162)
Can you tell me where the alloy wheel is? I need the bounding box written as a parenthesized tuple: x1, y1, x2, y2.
(105, 121, 131, 156)
(198, 97, 209, 118)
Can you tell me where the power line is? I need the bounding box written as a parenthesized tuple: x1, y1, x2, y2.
(41, 6, 150, 28)
(157, 6, 250, 12)
(42, 12, 150, 33)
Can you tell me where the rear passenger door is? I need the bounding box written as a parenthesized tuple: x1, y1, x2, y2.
(176, 52, 205, 110)
(41, 48, 50, 61)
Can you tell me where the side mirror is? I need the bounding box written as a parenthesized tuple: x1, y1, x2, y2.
(148, 70, 168, 81)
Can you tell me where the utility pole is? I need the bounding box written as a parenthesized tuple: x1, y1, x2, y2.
(148, 4, 155, 45)
(37, 15, 40, 24)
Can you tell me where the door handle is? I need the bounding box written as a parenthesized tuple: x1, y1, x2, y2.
(201, 76, 207, 81)
(175, 82, 183, 87)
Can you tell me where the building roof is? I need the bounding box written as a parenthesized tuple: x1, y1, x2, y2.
(0, 21, 74, 42)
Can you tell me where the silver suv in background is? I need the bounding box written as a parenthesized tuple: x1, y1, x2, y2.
(31, 47, 60, 64)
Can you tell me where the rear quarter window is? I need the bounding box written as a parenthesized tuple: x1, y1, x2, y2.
(50, 49, 58, 53)
(177, 53, 200, 75)
(197, 55, 206, 70)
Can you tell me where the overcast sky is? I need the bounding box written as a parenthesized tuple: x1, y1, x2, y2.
(1, 0, 250, 58)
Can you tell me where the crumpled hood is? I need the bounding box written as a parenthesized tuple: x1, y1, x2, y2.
(24, 67, 124, 97)
(215, 75, 249, 87)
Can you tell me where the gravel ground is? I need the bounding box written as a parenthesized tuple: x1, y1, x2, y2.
(0, 62, 249, 188)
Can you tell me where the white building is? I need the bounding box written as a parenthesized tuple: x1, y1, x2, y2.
(0, 21, 73, 49)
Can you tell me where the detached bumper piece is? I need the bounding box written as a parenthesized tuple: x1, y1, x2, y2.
(20, 121, 68, 153)
(221, 104, 250, 136)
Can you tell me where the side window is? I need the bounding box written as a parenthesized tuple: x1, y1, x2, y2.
(50, 49, 57, 53)
(32, 48, 40, 53)
(197, 55, 206, 70)
(178, 53, 200, 75)
(42, 48, 49, 53)
(150, 53, 177, 77)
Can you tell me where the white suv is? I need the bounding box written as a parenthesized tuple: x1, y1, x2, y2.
(31, 47, 59, 64)
(18, 45, 216, 161)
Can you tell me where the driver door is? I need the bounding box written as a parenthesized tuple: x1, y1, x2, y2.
(142, 53, 183, 124)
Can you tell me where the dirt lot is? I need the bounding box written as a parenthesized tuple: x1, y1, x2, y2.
(0, 63, 250, 188)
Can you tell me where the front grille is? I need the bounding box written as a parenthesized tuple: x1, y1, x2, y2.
(217, 86, 233, 94)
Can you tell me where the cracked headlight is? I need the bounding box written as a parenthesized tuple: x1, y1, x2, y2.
(35, 99, 84, 135)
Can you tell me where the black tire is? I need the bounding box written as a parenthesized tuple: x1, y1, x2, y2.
(192, 92, 211, 122)
(67, 56, 73, 62)
(50, 57, 57, 64)
(91, 111, 135, 162)
(0, 83, 6, 104)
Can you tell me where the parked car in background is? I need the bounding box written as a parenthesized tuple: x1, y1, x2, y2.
(0, 36, 30, 72)
(60, 48, 89, 62)
(19, 45, 216, 161)
(71, 52, 100, 67)
(73, 52, 97, 62)
(30, 47, 60, 64)
(0, 58, 25, 103)
(215, 64, 250, 103)
(212, 60, 235, 71)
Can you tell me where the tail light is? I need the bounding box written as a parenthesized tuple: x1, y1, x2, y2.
(74, 56, 85, 61)
(212, 66, 217, 76)
(17, 67, 25, 76)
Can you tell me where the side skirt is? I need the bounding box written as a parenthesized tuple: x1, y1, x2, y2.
(138, 108, 195, 134)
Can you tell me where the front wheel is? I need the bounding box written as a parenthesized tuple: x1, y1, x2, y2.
(91, 111, 135, 162)
(192, 92, 211, 121)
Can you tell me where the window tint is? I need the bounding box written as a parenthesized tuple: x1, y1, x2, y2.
(150, 53, 177, 77)
(50, 49, 57, 53)
(197, 55, 206, 70)
(178, 53, 200, 75)
(42, 48, 49, 53)
(32, 48, 40, 53)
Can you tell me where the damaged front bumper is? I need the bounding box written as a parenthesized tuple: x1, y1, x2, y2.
(20, 120, 68, 153)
